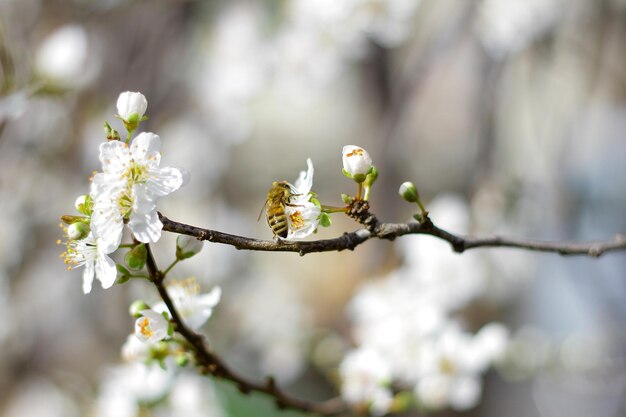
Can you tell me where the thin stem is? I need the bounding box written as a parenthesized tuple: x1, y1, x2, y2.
(322, 205, 348, 213)
(143, 244, 348, 416)
(356, 182, 363, 200)
(162, 258, 180, 276)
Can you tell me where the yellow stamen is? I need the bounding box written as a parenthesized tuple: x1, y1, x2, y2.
(347, 148, 364, 157)
(289, 211, 305, 230)
(138, 317, 153, 338)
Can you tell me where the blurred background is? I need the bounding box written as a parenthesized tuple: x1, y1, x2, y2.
(0, 0, 625, 416)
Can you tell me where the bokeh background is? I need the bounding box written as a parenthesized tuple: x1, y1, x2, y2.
(1, 0, 625, 416)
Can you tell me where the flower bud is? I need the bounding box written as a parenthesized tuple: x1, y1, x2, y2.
(342, 145, 373, 182)
(176, 235, 203, 260)
(129, 300, 150, 318)
(399, 181, 419, 203)
(116, 91, 147, 121)
(103, 121, 120, 141)
(67, 222, 90, 240)
(74, 195, 92, 215)
(125, 243, 147, 270)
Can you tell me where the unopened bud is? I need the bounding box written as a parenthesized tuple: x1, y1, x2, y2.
(125, 243, 147, 270)
(176, 235, 203, 260)
(342, 145, 373, 182)
(129, 300, 150, 318)
(399, 181, 419, 203)
(67, 222, 90, 240)
(74, 195, 91, 214)
(103, 121, 120, 141)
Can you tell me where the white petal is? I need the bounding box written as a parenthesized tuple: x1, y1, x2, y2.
(146, 167, 184, 197)
(294, 158, 314, 195)
(131, 132, 161, 162)
(449, 376, 482, 411)
(99, 141, 130, 174)
(82, 259, 95, 294)
(117, 91, 147, 119)
(96, 247, 117, 289)
(198, 286, 222, 308)
(90, 202, 124, 249)
(129, 193, 162, 243)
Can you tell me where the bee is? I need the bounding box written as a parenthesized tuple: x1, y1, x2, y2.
(259, 181, 299, 239)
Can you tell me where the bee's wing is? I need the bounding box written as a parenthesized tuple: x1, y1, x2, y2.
(257, 199, 269, 222)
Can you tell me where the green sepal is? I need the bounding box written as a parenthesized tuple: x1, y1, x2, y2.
(365, 166, 378, 186)
(310, 197, 322, 208)
(61, 215, 88, 225)
(167, 323, 174, 337)
(352, 173, 366, 183)
(319, 212, 332, 227)
(116, 275, 130, 285)
(342, 168, 353, 179)
(103, 121, 120, 141)
(116, 263, 131, 276)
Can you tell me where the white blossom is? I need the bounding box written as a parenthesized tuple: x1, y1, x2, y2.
(153, 278, 221, 330)
(116, 92, 148, 121)
(339, 347, 394, 416)
(342, 145, 372, 179)
(284, 158, 321, 240)
(176, 235, 204, 259)
(134, 309, 169, 344)
(61, 233, 117, 294)
(35, 25, 90, 87)
(90, 132, 185, 246)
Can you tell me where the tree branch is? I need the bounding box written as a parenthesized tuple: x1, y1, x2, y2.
(159, 208, 626, 258)
(144, 244, 348, 416)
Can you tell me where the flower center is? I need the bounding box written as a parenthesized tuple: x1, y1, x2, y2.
(138, 317, 153, 338)
(289, 211, 305, 230)
(125, 161, 149, 184)
(438, 357, 456, 375)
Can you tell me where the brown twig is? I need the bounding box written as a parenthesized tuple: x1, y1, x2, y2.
(143, 244, 349, 416)
(159, 210, 626, 258)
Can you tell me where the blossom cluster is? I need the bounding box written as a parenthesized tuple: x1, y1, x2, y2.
(61, 92, 186, 293)
(339, 195, 510, 414)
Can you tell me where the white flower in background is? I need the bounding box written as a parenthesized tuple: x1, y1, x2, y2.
(339, 348, 394, 416)
(284, 158, 321, 240)
(176, 235, 204, 259)
(35, 24, 91, 87)
(61, 233, 117, 294)
(415, 323, 509, 411)
(134, 310, 170, 344)
(121, 334, 150, 362)
(342, 145, 373, 180)
(90, 132, 186, 246)
(96, 363, 174, 417)
(153, 278, 221, 330)
(116, 92, 148, 122)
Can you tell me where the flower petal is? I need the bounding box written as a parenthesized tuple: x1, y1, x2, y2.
(82, 258, 95, 294)
(99, 141, 131, 175)
(129, 188, 162, 243)
(131, 132, 161, 163)
(294, 158, 314, 195)
(146, 167, 184, 197)
(96, 245, 117, 289)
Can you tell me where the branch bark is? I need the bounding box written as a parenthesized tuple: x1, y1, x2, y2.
(144, 244, 349, 416)
(159, 212, 626, 258)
